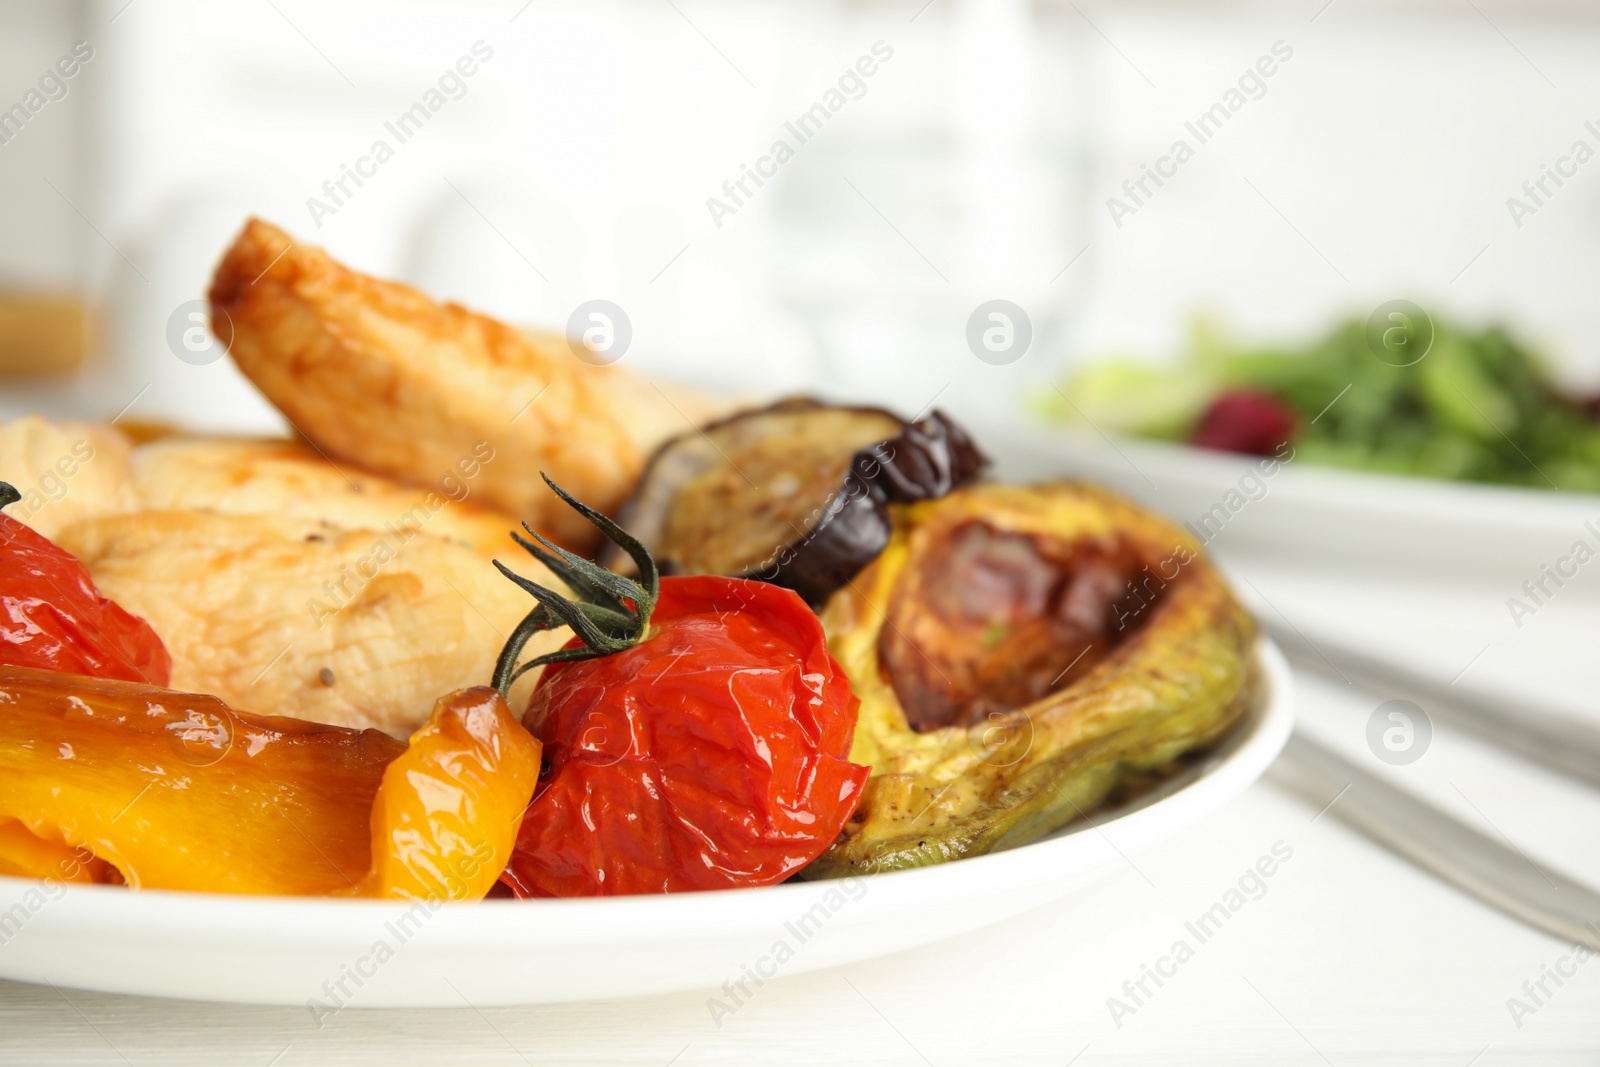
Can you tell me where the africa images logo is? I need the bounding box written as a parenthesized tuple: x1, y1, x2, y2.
(704, 41, 895, 229)
(1106, 40, 1294, 228)
(0, 40, 95, 148)
(304, 41, 495, 229)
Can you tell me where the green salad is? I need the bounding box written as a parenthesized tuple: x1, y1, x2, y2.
(1041, 316, 1600, 493)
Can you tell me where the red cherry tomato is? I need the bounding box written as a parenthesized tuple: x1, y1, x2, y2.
(0, 487, 171, 686)
(500, 576, 868, 897)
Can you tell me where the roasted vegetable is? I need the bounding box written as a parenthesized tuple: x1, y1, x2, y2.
(493, 477, 869, 897)
(0, 481, 170, 686)
(613, 398, 985, 607)
(804, 483, 1255, 877)
(359, 686, 541, 902)
(0, 818, 117, 884)
(0, 666, 537, 899)
(0, 666, 398, 894)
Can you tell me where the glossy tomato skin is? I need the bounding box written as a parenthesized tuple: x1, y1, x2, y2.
(501, 576, 869, 897)
(0, 512, 171, 686)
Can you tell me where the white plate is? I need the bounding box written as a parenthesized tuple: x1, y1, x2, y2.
(0, 639, 1292, 1008)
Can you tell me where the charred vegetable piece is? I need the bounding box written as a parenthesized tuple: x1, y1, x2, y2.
(0, 667, 537, 898)
(610, 398, 986, 607)
(803, 483, 1255, 878)
(492, 476, 869, 897)
(881, 521, 1153, 732)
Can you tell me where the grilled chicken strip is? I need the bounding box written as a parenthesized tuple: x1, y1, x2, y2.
(0, 416, 138, 539)
(53, 510, 559, 736)
(131, 436, 523, 559)
(210, 218, 725, 550)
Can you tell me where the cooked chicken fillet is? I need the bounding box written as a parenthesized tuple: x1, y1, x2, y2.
(131, 436, 524, 559)
(210, 218, 726, 550)
(54, 511, 562, 736)
(0, 416, 139, 539)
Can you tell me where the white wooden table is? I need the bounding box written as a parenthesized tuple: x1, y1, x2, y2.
(4, 570, 1599, 1065)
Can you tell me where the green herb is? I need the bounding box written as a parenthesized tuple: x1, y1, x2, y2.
(490, 474, 659, 700)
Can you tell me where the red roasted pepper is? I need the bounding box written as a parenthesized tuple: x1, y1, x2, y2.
(0, 481, 170, 685)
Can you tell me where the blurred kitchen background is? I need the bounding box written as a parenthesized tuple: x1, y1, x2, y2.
(11, 7, 1600, 1045)
(11, 6, 1600, 1049)
(4, 0, 1600, 435)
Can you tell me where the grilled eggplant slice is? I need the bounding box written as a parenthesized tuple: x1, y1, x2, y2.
(611, 398, 985, 607)
(803, 482, 1255, 877)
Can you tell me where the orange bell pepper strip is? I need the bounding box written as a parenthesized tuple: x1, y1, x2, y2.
(356, 685, 542, 902)
(0, 818, 118, 884)
(0, 667, 539, 898)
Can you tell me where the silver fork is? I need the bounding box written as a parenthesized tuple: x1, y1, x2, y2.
(1274, 730, 1600, 951)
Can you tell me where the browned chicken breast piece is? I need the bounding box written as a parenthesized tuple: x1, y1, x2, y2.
(130, 436, 523, 559)
(53, 511, 560, 736)
(0, 416, 139, 539)
(209, 218, 725, 550)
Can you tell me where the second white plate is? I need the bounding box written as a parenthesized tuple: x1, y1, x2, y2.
(980, 421, 1600, 591)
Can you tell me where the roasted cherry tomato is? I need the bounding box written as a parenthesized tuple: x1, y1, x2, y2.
(0, 481, 171, 686)
(491, 478, 869, 897)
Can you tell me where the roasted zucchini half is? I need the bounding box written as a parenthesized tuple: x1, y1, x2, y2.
(802, 482, 1256, 878)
